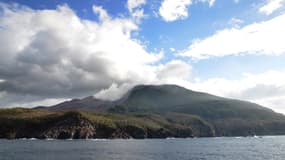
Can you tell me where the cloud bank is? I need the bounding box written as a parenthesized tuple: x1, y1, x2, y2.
(188, 70, 285, 114)
(180, 13, 285, 59)
(0, 3, 191, 106)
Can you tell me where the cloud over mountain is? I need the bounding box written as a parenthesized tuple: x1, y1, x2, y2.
(0, 3, 191, 106)
(0, 1, 285, 115)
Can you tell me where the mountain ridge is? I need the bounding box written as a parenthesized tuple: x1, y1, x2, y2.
(47, 84, 272, 113)
(1, 84, 285, 139)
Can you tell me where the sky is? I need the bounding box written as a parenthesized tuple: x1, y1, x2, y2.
(0, 0, 285, 113)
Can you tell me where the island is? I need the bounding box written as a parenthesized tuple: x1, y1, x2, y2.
(1, 85, 285, 139)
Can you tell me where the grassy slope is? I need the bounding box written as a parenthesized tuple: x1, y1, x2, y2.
(110, 85, 285, 136)
(0, 108, 214, 139)
(1, 85, 285, 138)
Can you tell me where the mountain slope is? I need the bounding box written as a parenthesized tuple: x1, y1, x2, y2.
(24, 84, 285, 138)
(111, 85, 279, 119)
(47, 96, 114, 112)
(109, 84, 285, 136)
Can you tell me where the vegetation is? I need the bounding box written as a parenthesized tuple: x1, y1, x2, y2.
(1, 84, 285, 139)
(0, 108, 213, 139)
(107, 85, 285, 136)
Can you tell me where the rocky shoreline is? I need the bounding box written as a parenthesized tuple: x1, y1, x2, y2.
(0, 111, 214, 139)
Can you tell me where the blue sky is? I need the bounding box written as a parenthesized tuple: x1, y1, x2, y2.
(7, 0, 282, 79)
(8, 0, 285, 79)
(0, 0, 285, 113)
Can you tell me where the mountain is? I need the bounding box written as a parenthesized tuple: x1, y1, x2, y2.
(113, 84, 283, 120)
(1, 84, 285, 139)
(47, 96, 114, 112)
(110, 85, 285, 136)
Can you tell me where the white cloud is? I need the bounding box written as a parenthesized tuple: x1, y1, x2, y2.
(259, 0, 285, 15)
(92, 4, 110, 21)
(186, 70, 285, 114)
(159, 0, 216, 22)
(127, 0, 146, 21)
(155, 60, 192, 80)
(0, 3, 192, 107)
(94, 83, 134, 101)
(159, 0, 192, 22)
(127, 0, 146, 11)
(170, 47, 176, 52)
(189, 71, 285, 97)
(255, 96, 285, 114)
(180, 13, 285, 59)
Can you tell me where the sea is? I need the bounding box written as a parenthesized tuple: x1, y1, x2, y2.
(0, 136, 285, 160)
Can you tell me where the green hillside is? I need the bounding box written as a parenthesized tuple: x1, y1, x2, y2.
(1, 84, 285, 139)
(0, 108, 214, 139)
(110, 85, 285, 136)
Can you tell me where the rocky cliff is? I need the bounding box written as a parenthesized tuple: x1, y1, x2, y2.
(0, 109, 214, 139)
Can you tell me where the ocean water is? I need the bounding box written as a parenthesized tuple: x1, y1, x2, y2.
(0, 136, 285, 160)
